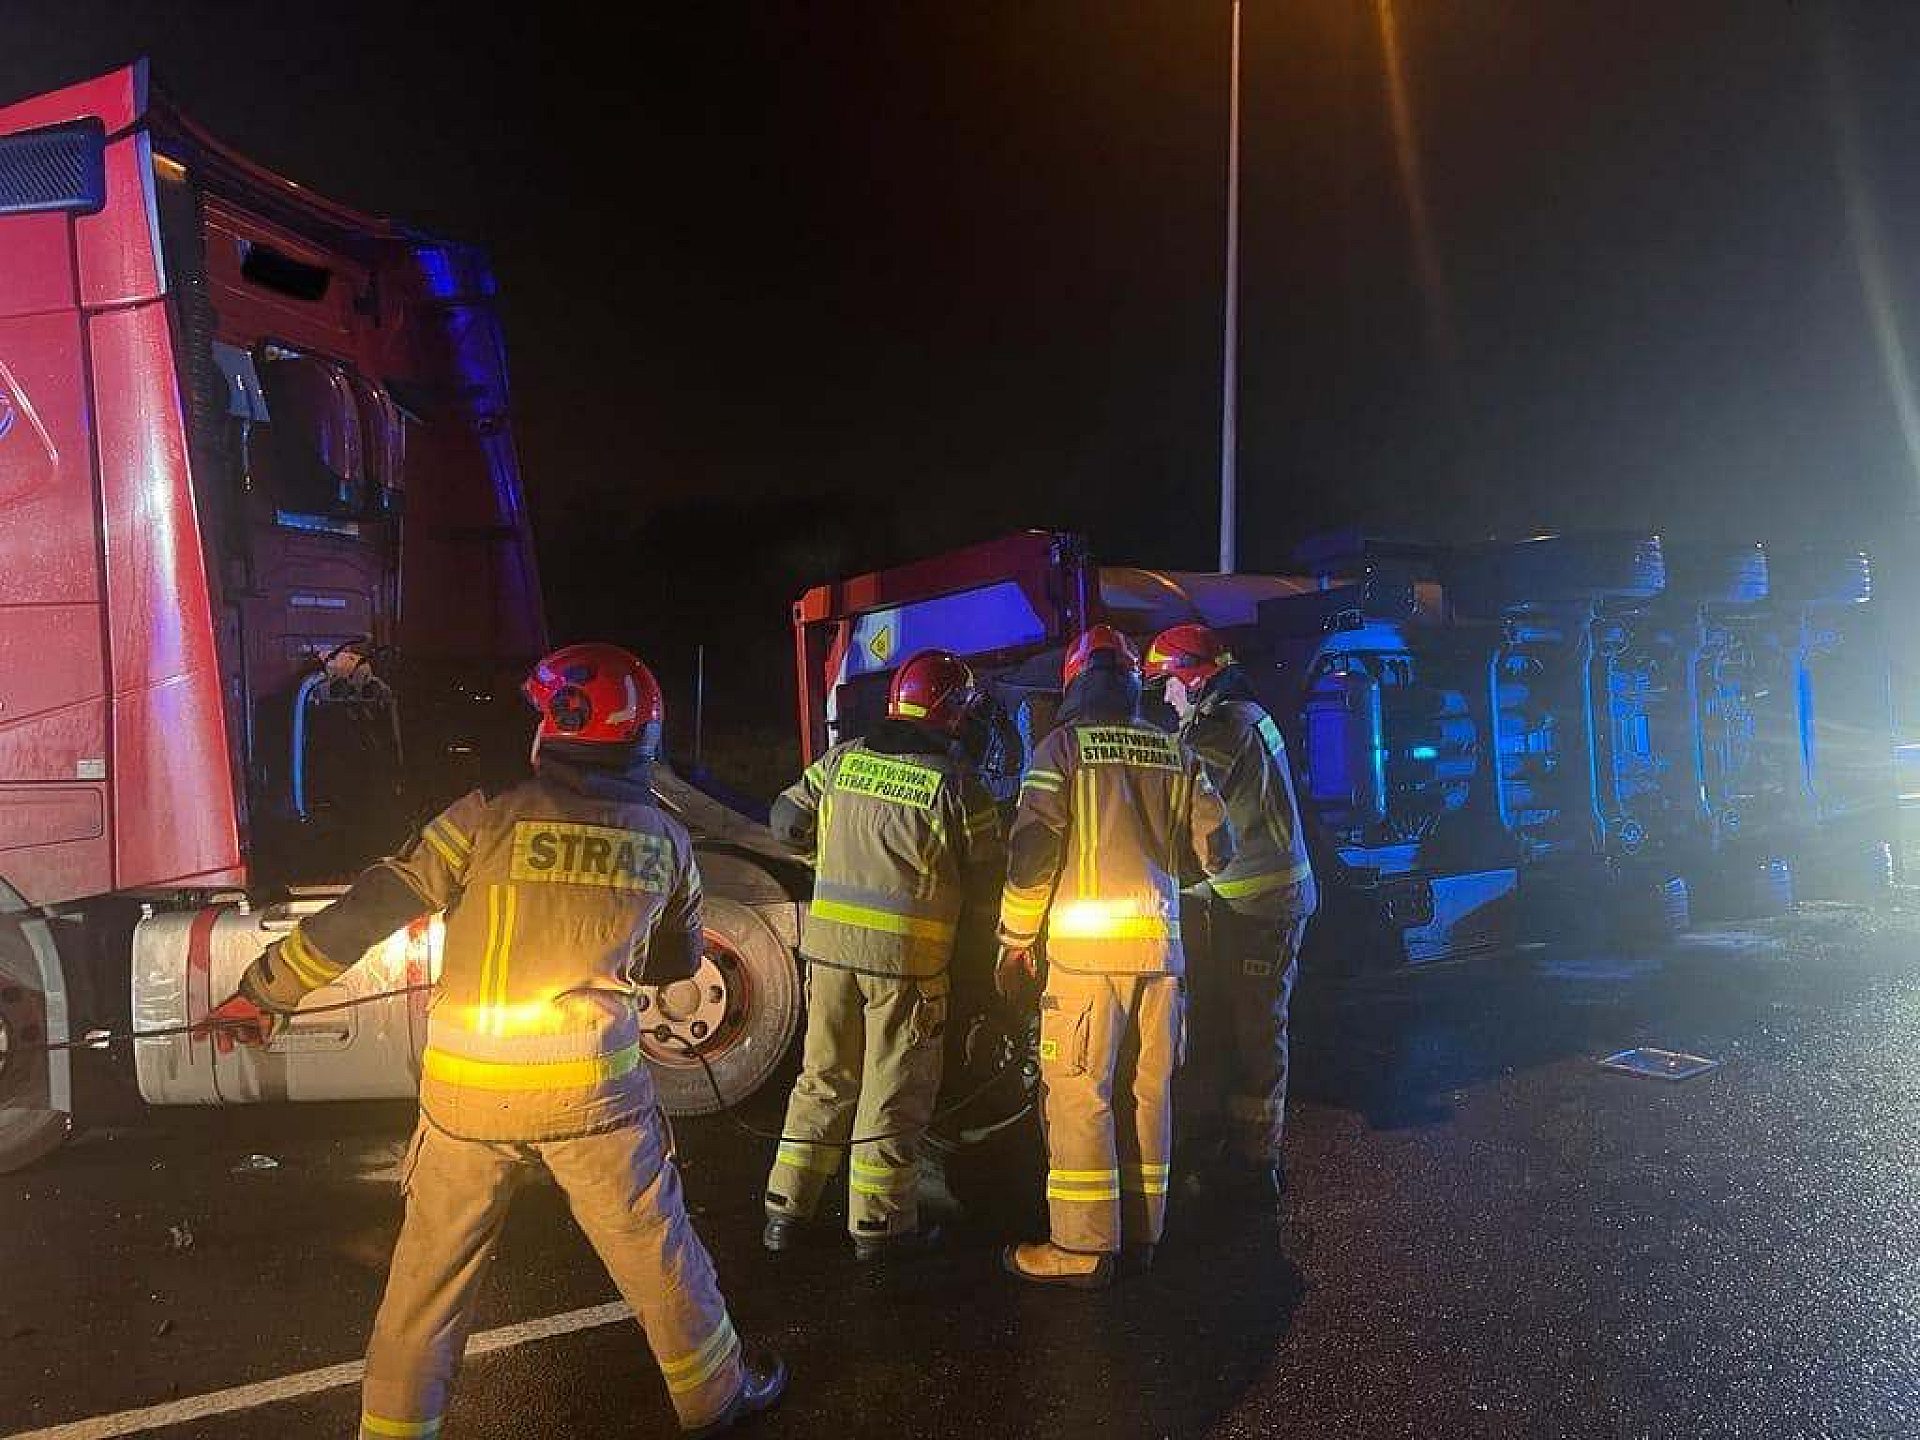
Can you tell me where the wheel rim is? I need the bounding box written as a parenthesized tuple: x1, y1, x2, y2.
(635, 931, 756, 1072)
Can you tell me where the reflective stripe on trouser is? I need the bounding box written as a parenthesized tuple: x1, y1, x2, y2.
(1037, 969, 1182, 1253)
(361, 1117, 742, 1436)
(764, 962, 946, 1238)
(1173, 903, 1305, 1164)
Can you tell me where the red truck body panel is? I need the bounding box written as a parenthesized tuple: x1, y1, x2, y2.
(0, 62, 545, 907)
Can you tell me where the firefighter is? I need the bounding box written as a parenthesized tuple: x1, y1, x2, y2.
(1144, 623, 1317, 1207)
(195, 643, 786, 1439)
(762, 649, 1004, 1260)
(998, 625, 1234, 1288)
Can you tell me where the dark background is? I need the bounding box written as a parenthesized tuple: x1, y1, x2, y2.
(7, 1, 1920, 785)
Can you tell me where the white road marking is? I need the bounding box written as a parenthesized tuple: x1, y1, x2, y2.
(2, 1301, 635, 1440)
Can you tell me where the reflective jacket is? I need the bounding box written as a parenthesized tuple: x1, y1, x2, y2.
(1181, 687, 1316, 920)
(999, 717, 1234, 976)
(239, 759, 701, 1143)
(773, 724, 1003, 979)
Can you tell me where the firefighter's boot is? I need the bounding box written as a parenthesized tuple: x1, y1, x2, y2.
(1001, 1241, 1114, 1290)
(683, 1347, 789, 1437)
(761, 1215, 819, 1254)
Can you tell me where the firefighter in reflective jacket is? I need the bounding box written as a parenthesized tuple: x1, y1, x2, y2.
(762, 649, 1004, 1260)
(1145, 623, 1317, 1206)
(998, 626, 1234, 1288)
(196, 644, 786, 1439)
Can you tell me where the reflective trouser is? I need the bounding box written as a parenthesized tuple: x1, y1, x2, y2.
(359, 1116, 743, 1438)
(764, 961, 948, 1240)
(1175, 903, 1306, 1164)
(1038, 969, 1183, 1254)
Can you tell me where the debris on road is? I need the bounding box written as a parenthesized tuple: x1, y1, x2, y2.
(1597, 1046, 1721, 1081)
(232, 1153, 281, 1174)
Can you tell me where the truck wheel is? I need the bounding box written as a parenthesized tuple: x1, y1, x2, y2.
(638, 896, 801, 1117)
(0, 909, 72, 1173)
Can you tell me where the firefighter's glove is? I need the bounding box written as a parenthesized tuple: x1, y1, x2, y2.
(994, 945, 1038, 1005)
(194, 992, 284, 1055)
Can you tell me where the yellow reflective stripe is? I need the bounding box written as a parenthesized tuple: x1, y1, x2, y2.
(1075, 770, 1093, 896)
(422, 1042, 642, 1091)
(423, 826, 464, 870)
(1077, 770, 1090, 894)
(926, 809, 949, 876)
(281, 928, 343, 988)
(477, 885, 501, 1026)
(1167, 771, 1189, 872)
(1003, 892, 1048, 917)
(1026, 768, 1064, 785)
(360, 1415, 442, 1438)
(850, 1156, 917, 1193)
(494, 886, 518, 1016)
(1122, 1162, 1171, 1195)
(474, 884, 520, 1032)
(1086, 768, 1101, 893)
(809, 898, 956, 942)
(893, 700, 929, 718)
(1047, 1185, 1120, 1202)
(1048, 910, 1176, 940)
(661, 1315, 740, 1394)
(429, 817, 472, 857)
(1212, 860, 1313, 899)
(1102, 916, 1175, 939)
(775, 1142, 842, 1175)
(1047, 1167, 1120, 1183)
(818, 792, 834, 850)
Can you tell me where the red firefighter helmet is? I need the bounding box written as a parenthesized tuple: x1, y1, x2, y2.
(1143, 623, 1235, 689)
(523, 642, 664, 751)
(1062, 624, 1141, 689)
(888, 649, 978, 734)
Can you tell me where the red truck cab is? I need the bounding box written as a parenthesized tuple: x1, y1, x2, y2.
(0, 62, 544, 1168)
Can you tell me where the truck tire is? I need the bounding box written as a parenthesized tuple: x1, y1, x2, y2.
(0, 907, 73, 1173)
(638, 895, 801, 1117)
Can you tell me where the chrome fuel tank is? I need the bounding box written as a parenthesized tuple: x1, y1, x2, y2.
(132, 899, 442, 1106)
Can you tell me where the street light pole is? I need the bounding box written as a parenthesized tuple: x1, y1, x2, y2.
(1219, 0, 1242, 575)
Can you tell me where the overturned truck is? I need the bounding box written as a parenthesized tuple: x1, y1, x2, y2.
(794, 528, 1896, 968)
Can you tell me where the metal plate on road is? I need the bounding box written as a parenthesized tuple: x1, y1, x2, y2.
(1598, 1047, 1721, 1081)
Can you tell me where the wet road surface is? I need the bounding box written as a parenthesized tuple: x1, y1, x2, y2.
(4, 901, 1917, 1438)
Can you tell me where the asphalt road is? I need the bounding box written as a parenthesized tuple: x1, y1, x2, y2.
(4, 901, 1917, 1439)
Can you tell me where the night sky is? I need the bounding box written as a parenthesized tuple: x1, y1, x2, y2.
(7, 2, 1920, 756)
